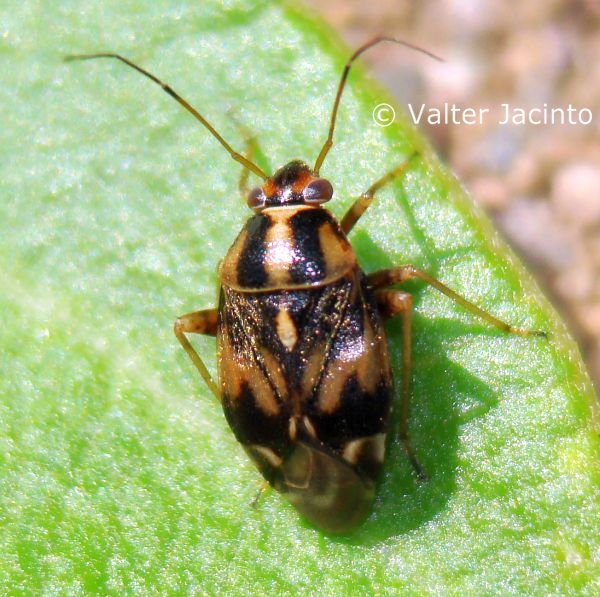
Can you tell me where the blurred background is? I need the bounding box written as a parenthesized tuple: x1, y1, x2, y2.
(305, 0, 600, 393)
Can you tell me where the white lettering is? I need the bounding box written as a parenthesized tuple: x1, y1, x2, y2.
(579, 108, 592, 124)
(428, 109, 441, 125)
(407, 103, 426, 124)
(406, 103, 591, 126)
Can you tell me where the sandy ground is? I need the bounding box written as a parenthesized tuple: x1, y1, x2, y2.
(305, 0, 600, 393)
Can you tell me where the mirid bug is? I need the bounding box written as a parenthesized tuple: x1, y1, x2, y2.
(67, 38, 545, 533)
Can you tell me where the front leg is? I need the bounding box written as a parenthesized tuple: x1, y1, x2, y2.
(340, 158, 415, 234)
(174, 308, 220, 400)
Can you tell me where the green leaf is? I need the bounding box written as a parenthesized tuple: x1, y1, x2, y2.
(2, 0, 598, 594)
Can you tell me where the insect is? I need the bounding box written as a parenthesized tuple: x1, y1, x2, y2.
(67, 37, 545, 533)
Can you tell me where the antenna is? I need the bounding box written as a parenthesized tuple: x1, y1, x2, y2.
(65, 53, 268, 180)
(313, 37, 442, 175)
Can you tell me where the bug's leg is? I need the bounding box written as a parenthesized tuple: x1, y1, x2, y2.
(376, 289, 427, 481)
(174, 308, 221, 400)
(227, 114, 268, 201)
(250, 480, 271, 508)
(237, 134, 261, 200)
(341, 157, 415, 234)
(369, 265, 547, 337)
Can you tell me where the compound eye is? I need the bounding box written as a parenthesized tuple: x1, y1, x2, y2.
(247, 187, 265, 210)
(303, 178, 333, 204)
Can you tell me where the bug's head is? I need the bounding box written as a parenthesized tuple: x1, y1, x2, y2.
(246, 160, 333, 212)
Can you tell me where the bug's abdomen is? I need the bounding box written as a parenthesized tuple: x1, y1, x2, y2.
(217, 271, 392, 531)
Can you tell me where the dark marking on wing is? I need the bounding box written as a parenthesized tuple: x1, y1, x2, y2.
(218, 270, 392, 468)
